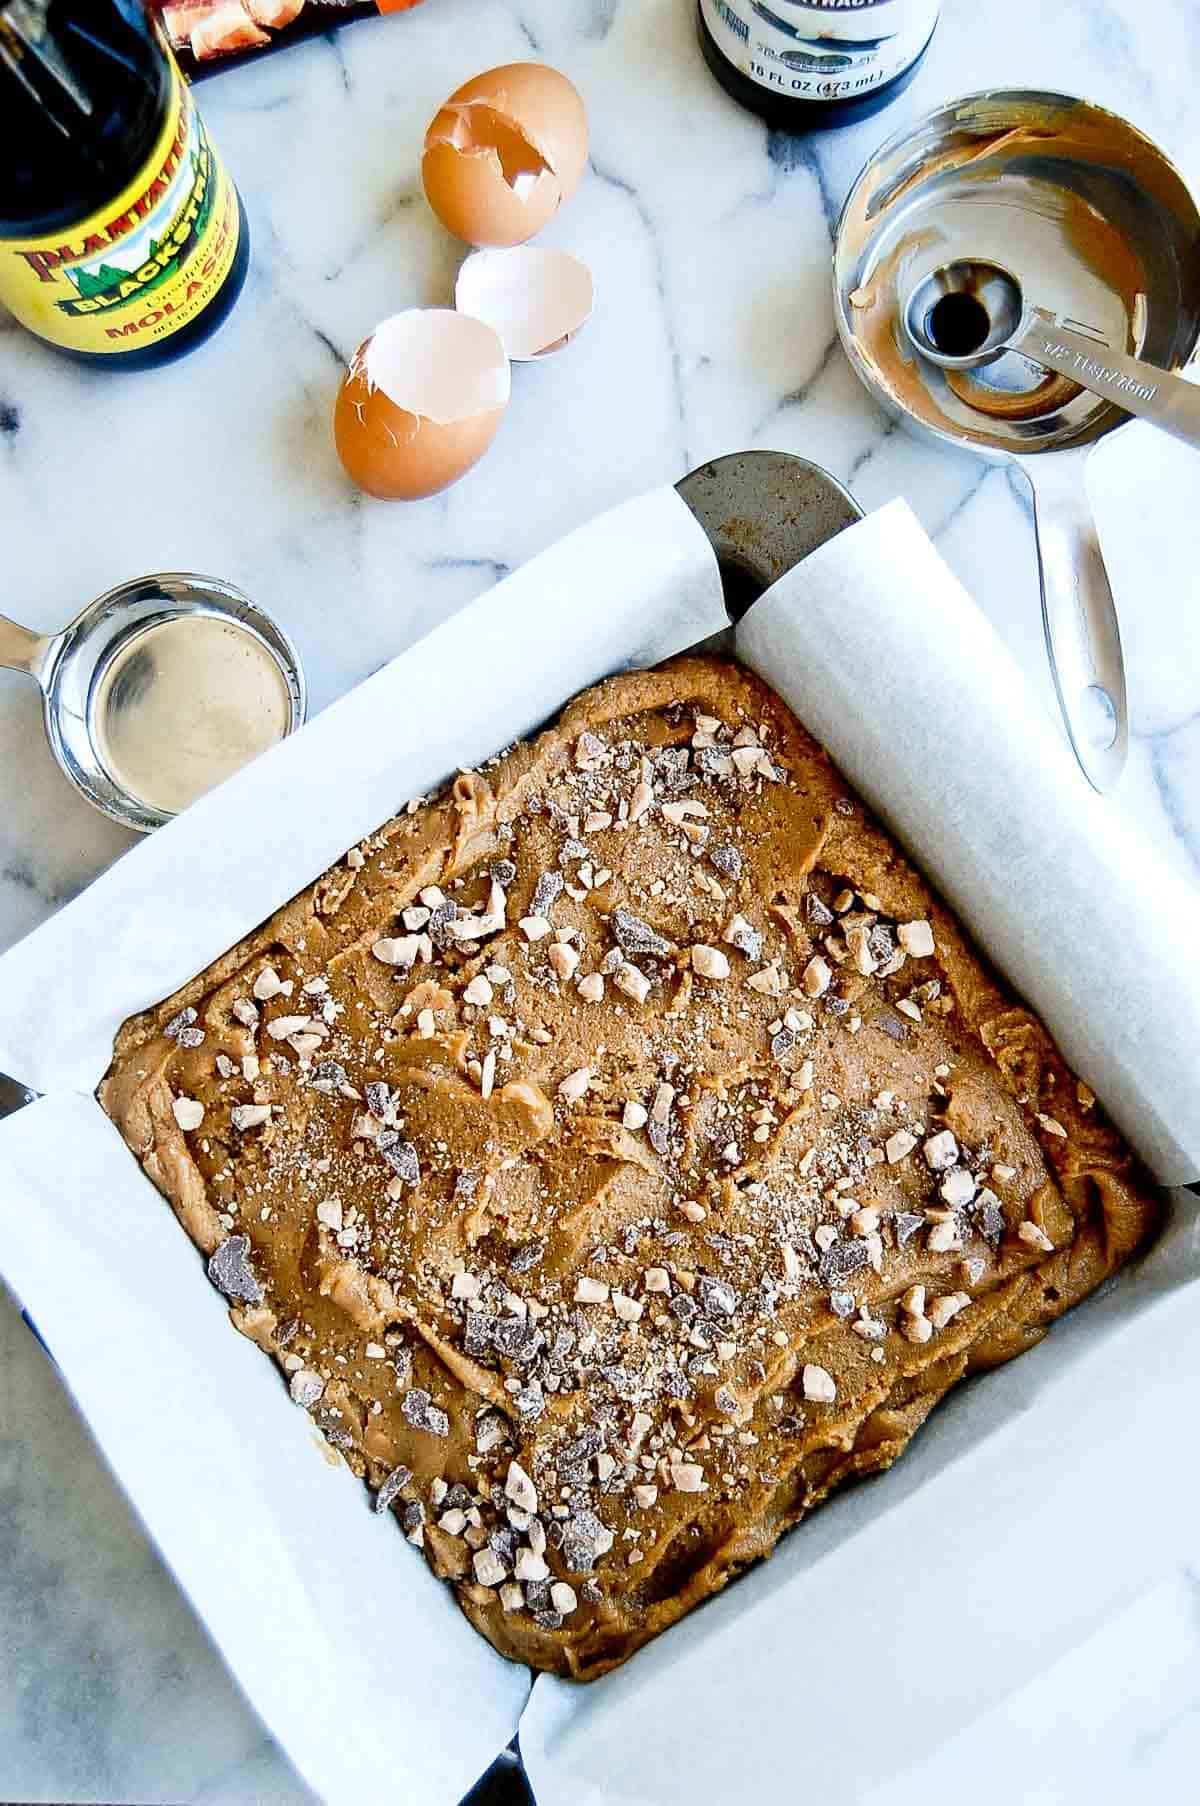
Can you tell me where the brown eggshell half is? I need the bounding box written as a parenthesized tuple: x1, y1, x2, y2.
(422, 62, 589, 248)
(332, 310, 510, 501)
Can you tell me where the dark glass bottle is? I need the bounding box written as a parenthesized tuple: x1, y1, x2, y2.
(698, 0, 940, 133)
(0, 0, 248, 368)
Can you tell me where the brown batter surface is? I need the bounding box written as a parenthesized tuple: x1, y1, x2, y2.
(100, 658, 1160, 1678)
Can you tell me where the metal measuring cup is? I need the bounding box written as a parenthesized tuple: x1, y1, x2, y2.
(833, 89, 1200, 792)
(0, 574, 306, 833)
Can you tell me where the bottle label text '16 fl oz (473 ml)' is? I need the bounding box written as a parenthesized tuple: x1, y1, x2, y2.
(700, 0, 939, 103)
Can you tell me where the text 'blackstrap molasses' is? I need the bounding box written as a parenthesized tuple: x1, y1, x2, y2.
(0, 0, 248, 368)
(699, 0, 940, 132)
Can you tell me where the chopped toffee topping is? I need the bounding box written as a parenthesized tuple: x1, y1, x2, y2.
(100, 658, 1159, 1684)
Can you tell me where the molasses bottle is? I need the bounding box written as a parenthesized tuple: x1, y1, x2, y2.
(699, 0, 940, 132)
(0, 0, 248, 368)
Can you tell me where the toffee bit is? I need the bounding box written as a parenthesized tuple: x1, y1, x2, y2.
(548, 941, 580, 981)
(509, 1240, 545, 1274)
(802, 1364, 837, 1404)
(929, 1291, 970, 1330)
(927, 1221, 961, 1254)
(473, 1548, 507, 1588)
(691, 944, 730, 980)
(802, 955, 833, 998)
(372, 935, 424, 970)
(562, 1507, 614, 1573)
(164, 1006, 205, 1047)
(492, 1317, 542, 1364)
(923, 1130, 959, 1172)
(311, 1059, 351, 1095)
(514, 1385, 546, 1425)
(401, 1389, 450, 1437)
(818, 1240, 869, 1287)
(289, 1368, 325, 1409)
(670, 1460, 706, 1494)
(974, 1191, 1006, 1244)
(695, 746, 733, 778)
(724, 914, 763, 960)
(475, 1409, 509, 1454)
(207, 1234, 263, 1304)
(426, 900, 459, 947)
(940, 1167, 976, 1207)
(614, 962, 652, 1004)
(505, 1460, 539, 1513)
(231, 1102, 271, 1132)
(365, 1081, 391, 1120)
(531, 871, 564, 917)
(697, 1276, 737, 1317)
(611, 908, 672, 959)
(902, 1312, 933, 1345)
(898, 920, 935, 958)
(374, 1465, 412, 1514)
(172, 1096, 204, 1131)
(558, 1066, 592, 1103)
(805, 892, 834, 929)
(868, 923, 897, 967)
(382, 1140, 421, 1186)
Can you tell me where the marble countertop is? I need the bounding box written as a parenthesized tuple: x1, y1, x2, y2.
(1, 0, 1198, 1799)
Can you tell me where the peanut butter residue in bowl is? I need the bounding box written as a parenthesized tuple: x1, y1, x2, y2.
(834, 91, 1200, 456)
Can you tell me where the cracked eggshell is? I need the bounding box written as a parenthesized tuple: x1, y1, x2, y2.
(422, 62, 589, 248)
(455, 246, 594, 361)
(333, 309, 510, 501)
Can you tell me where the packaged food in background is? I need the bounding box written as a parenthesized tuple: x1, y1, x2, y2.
(149, 0, 427, 79)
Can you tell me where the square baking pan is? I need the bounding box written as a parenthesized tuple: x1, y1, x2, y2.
(0, 457, 1196, 1806)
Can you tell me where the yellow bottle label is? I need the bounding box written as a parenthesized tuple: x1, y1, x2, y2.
(0, 62, 239, 355)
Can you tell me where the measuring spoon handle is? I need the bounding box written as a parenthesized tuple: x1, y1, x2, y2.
(1018, 446, 1128, 793)
(0, 615, 52, 682)
(1016, 310, 1200, 451)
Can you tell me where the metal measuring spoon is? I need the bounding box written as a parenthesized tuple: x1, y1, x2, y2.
(905, 260, 1200, 451)
(0, 573, 306, 834)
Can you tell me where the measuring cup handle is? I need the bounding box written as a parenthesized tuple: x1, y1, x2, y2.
(0, 615, 51, 682)
(1020, 447, 1128, 793)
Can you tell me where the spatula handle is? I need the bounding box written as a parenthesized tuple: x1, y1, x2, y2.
(1017, 445, 1128, 794)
